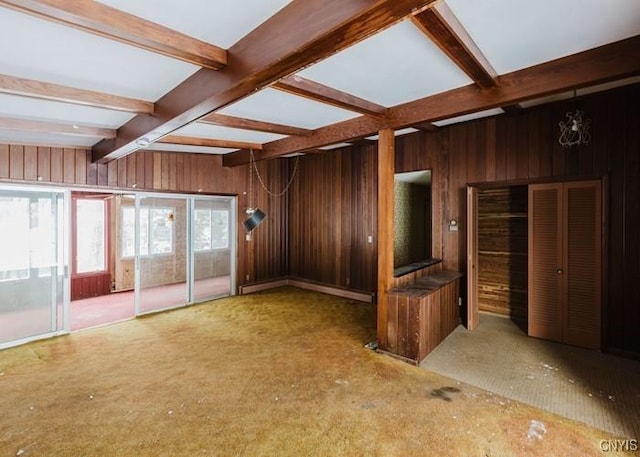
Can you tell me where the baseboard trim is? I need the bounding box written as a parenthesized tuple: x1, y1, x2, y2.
(239, 278, 373, 303)
(239, 279, 289, 295)
(288, 279, 373, 303)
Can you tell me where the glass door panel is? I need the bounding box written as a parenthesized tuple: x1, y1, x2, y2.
(137, 196, 187, 314)
(0, 189, 65, 345)
(192, 198, 233, 301)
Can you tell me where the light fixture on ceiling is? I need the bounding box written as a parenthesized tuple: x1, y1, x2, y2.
(558, 91, 591, 148)
(135, 137, 151, 148)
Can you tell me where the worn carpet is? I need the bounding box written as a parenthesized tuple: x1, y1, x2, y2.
(0, 287, 636, 456)
(421, 312, 640, 440)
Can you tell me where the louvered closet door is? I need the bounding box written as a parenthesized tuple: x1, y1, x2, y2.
(563, 181, 601, 349)
(528, 183, 564, 342)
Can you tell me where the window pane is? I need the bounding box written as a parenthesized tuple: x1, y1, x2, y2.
(0, 197, 30, 281)
(121, 206, 135, 258)
(211, 210, 229, 249)
(76, 200, 105, 273)
(139, 208, 149, 256)
(33, 198, 56, 277)
(150, 208, 173, 254)
(194, 209, 212, 251)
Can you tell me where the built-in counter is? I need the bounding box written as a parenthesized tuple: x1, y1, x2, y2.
(379, 270, 463, 365)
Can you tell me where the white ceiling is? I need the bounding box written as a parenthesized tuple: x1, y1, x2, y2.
(0, 0, 638, 154)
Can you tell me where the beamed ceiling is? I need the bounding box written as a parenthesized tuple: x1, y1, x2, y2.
(0, 0, 639, 166)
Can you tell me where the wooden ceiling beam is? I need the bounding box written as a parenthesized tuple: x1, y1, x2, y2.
(411, 2, 497, 88)
(223, 35, 640, 166)
(198, 113, 311, 136)
(0, 116, 116, 138)
(273, 75, 388, 117)
(159, 135, 262, 151)
(0, 0, 227, 70)
(0, 73, 154, 114)
(91, 0, 438, 163)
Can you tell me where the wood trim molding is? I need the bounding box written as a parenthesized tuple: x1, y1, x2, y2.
(238, 277, 374, 303)
(223, 35, 640, 165)
(199, 113, 312, 136)
(159, 135, 263, 151)
(91, 0, 438, 163)
(273, 75, 388, 117)
(0, 73, 154, 114)
(0, 0, 227, 70)
(411, 2, 497, 88)
(0, 116, 116, 138)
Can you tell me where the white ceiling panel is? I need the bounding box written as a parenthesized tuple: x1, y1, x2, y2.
(433, 108, 505, 127)
(218, 88, 360, 129)
(0, 94, 135, 128)
(0, 7, 197, 100)
(146, 144, 235, 155)
(319, 143, 352, 151)
(446, 0, 640, 74)
(298, 20, 472, 107)
(97, 0, 292, 49)
(175, 123, 285, 144)
(0, 130, 99, 148)
(366, 127, 420, 140)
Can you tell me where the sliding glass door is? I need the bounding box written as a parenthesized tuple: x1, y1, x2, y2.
(0, 188, 66, 345)
(192, 197, 234, 301)
(136, 196, 188, 314)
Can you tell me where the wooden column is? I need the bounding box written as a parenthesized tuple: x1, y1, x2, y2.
(377, 129, 395, 348)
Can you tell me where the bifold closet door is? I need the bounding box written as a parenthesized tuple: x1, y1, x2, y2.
(528, 183, 564, 342)
(528, 181, 601, 349)
(563, 181, 601, 349)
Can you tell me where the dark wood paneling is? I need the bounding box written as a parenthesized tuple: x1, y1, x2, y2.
(477, 186, 528, 321)
(288, 145, 377, 294)
(394, 83, 640, 355)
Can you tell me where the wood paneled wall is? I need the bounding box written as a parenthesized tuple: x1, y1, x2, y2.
(288, 146, 377, 293)
(288, 83, 639, 355)
(0, 147, 290, 288)
(477, 186, 528, 321)
(397, 83, 640, 355)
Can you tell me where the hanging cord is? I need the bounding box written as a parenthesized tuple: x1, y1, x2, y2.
(248, 148, 254, 209)
(250, 149, 300, 197)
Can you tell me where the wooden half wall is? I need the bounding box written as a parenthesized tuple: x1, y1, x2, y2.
(0, 147, 290, 289)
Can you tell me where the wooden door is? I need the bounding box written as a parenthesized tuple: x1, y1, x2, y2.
(563, 180, 601, 349)
(466, 186, 479, 330)
(529, 180, 602, 349)
(528, 183, 563, 342)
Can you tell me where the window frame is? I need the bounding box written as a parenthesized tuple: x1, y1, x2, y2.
(121, 205, 176, 259)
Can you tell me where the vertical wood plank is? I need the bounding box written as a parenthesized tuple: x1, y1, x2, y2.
(9, 144, 24, 179)
(153, 152, 162, 189)
(0, 144, 9, 179)
(36, 147, 50, 182)
(63, 148, 75, 183)
(75, 149, 87, 184)
(50, 148, 63, 183)
(24, 146, 37, 181)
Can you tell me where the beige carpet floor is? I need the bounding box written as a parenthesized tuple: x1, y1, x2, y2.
(421, 312, 640, 440)
(0, 287, 637, 456)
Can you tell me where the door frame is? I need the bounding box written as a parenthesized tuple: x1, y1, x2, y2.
(466, 176, 608, 349)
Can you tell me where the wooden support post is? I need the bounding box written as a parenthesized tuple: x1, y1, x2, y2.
(377, 128, 395, 349)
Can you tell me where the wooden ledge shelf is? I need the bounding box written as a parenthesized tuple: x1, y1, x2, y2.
(380, 270, 462, 365)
